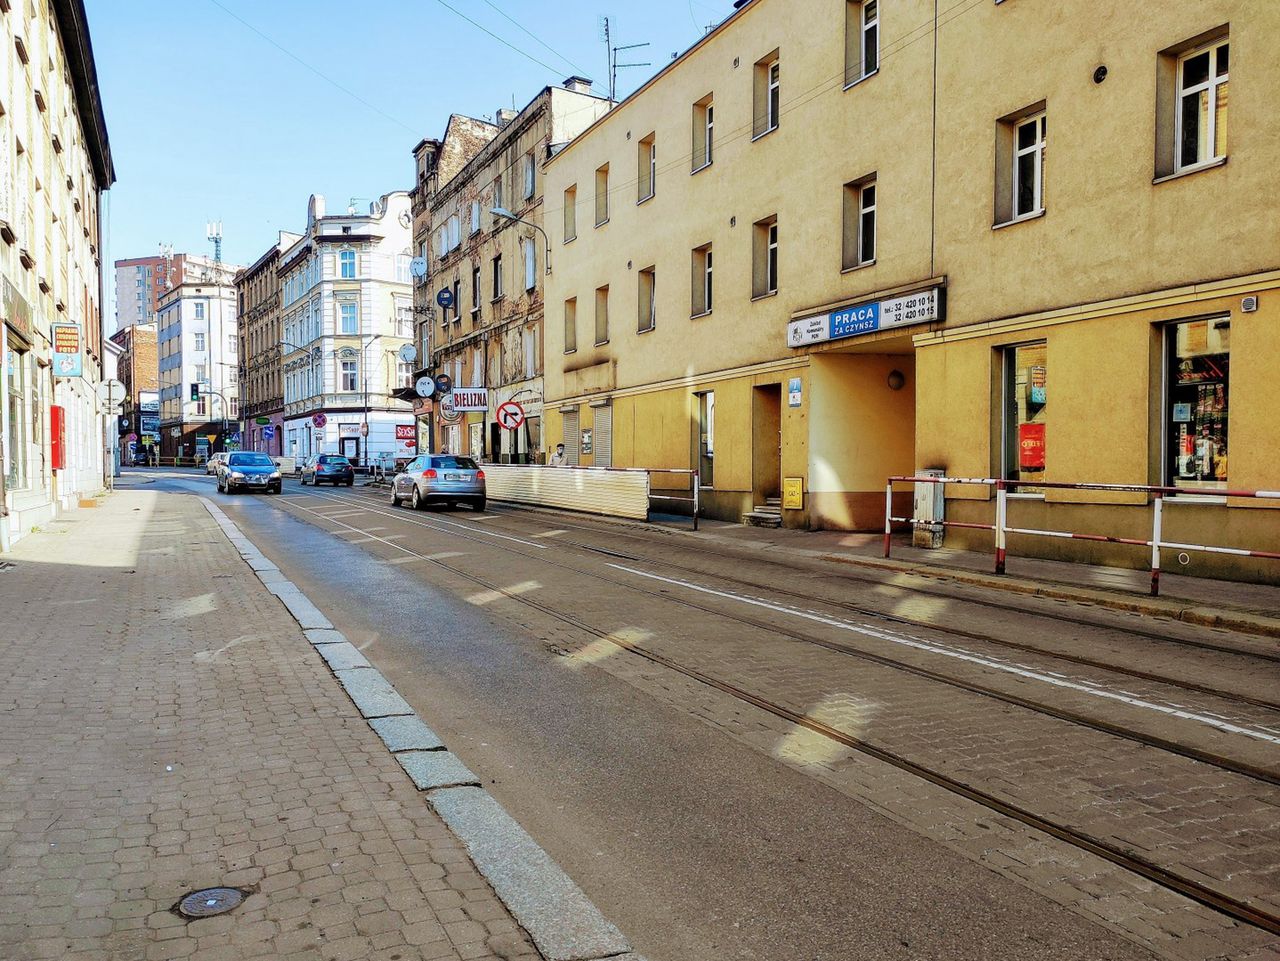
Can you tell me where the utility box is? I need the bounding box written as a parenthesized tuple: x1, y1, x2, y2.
(912, 468, 945, 548)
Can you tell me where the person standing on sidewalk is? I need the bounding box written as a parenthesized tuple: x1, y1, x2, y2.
(548, 443, 567, 467)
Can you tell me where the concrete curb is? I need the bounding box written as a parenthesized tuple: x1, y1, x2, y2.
(197, 497, 642, 961)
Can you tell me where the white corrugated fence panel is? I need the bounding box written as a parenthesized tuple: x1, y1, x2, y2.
(484, 465, 650, 520)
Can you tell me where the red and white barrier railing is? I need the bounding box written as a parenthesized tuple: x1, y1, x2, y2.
(884, 475, 1280, 596)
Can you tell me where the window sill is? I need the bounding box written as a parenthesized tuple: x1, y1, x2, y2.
(690, 309, 713, 320)
(691, 161, 713, 176)
(842, 68, 878, 92)
(751, 290, 779, 303)
(1153, 156, 1227, 185)
(593, 339, 610, 347)
(840, 258, 876, 275)
(637, 324, 656, 335)
(993, 209, 1046, 230)
(595, 218, 610, 229)
(563, 348, 577, 355)
(564, 235, 577, 245)
(490, 296, 505, 305)
(637, 193, 655, 207)
(751, 125, 779, 144)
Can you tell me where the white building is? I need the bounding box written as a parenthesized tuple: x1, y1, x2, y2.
(281, 193, 415, 466)
(1, 0, 115, 550)
(156, 275, 241, 462)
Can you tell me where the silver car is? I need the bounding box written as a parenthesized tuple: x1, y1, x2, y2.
(391, 454, 486, 512)
(205, 452, 229, 476)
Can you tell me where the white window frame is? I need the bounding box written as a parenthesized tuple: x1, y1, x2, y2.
(1012, 112, 1046, 219)
(858, 179, 876, 265)
(860, 0, 879, 78)
(340, 360, 358, 392)
(524, 238, 537, 291)
(703, 247, 713, 314)
(339, 302, 358, 335)
(767, 222, 779, 294)
(470, 200, 482, 234)
(523, 154, 536, 200)
(767, 60, 781, 132)
(1175, 39, 1229, 172)
(340, 249, 356, 279)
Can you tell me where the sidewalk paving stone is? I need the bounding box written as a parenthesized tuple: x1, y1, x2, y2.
(0, 490, 542, 961)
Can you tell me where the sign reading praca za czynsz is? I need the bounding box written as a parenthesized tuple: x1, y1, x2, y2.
(787, 288, 940, 348)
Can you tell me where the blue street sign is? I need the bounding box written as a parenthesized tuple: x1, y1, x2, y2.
(434, 373, 453, 395)
(262, 425, 276, 440)
(436, 288, 455, 309)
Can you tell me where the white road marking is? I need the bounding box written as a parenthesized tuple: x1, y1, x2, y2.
(608, 564, 1280, 747)
(298, 489, 548, 549)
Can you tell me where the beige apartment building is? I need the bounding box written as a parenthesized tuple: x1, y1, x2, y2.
(236, 231, 300, 455)
(543, 0, 1280, 581)
(416, 80, 610, 462)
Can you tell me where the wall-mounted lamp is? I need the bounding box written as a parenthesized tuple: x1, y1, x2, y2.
(887, 370, 906, 391)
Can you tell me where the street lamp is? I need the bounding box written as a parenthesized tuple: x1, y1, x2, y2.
(491, 207, 551, 275)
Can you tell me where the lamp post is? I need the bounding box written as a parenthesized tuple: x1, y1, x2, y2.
(490, 207, 551, 275)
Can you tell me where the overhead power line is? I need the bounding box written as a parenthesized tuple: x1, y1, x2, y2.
(479, 0, 590, 77)
(430, 0, 565, 77)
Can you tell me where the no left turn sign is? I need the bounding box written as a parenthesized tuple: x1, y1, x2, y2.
(495, 401, 526, 430)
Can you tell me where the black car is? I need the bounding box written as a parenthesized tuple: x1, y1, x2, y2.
(218, 452, 283, 494)
(301, 454, 355, 487)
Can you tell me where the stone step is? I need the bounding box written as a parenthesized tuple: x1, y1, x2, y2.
(753, 504, 782, 515)
(743, 510, 783, 528)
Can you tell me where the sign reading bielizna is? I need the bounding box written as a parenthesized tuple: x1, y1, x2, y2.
(787, 287, 941, 348)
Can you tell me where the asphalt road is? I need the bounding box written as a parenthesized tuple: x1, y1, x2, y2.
(150, 471, 1189, 961)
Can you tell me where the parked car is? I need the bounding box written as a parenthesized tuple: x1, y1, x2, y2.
(391, 454, 485, 511)
(205, 452, 229, 476)
(300, 454, 355, 487)
(217, 451, 283, 495)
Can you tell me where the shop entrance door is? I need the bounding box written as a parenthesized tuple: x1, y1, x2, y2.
(752, 383, 782, 504)
(340, 438, 359, 463)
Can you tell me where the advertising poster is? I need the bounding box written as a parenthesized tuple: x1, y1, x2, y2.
(1019, 423, 1046, 470)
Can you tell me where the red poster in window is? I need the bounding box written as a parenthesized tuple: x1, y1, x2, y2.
(50, 405, 66, 470)
(1019, 423, 1046, 470)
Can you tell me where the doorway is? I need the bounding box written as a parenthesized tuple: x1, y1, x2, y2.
(752, 383, 782, 504)
(340, 438, 359, 463)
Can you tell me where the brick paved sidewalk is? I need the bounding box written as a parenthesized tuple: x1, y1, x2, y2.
(0, 491, 541, 961)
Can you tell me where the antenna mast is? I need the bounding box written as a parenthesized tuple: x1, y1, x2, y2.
(599, 15, 651, 102)
(205, 221, 223, 266)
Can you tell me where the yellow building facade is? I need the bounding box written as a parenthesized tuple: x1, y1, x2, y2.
(544, 0, 1280, 581)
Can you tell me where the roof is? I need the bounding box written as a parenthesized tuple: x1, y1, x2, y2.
(51, 0, 115, 188)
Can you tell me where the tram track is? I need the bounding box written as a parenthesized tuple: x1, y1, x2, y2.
(247, 486, 1280, 938)
(274, 487, 1280, 784)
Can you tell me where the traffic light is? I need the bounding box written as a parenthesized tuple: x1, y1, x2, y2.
(190, 383, 200, 402)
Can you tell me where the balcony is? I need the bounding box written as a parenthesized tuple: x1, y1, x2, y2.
(283, 392, 412, 418)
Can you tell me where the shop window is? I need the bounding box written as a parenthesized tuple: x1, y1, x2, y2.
(1166, 317, 1229, 489)
(697, 390, 715, 487)
(1001, 342, 1047, 490)
(5, 347, 29, 489)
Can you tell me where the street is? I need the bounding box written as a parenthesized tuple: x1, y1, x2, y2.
(54, 469, 1278, 961)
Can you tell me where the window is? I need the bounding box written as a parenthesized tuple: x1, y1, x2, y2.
(340, 249, 356, 279)
(692, 244, 713, 316)
(1013, 113, 1046, 218)
(845, 1, 878, 86)
(1176, 39, 1228, 171)
(447, 216, 461, 251)
(492, 254, 504, 299)
(564, 185, 577, 242)
(522, 326, 537, 379)
(523, 153, 536, 199)
(396, 254, 411, 283)
(595, 164, 610, 226)
(452, 279, 461, 322)
(753, 216, 779, 297)
(493, 175, 504, 213)
(340, 302, 358, 334)
(470, 200, 482, 234)
(524, 238, 537, 291)
(193, 332, 206, 352)
(564, 297, 577, 353)
(227, 335, 237, 354)
(638, 133, 656, 202)
(194, 302, 205, 320)
(754, 52, 781, 138)
(842, 175, 876, 269)
(638, 267, 656, 333)
(5, 348, 28, 489)
(471, 264, 482, 319)
(697, 391, 714, 487)
(1166, 317, 1229, 489)
(995, 104, 1046, 225)
(398, 361, 412, 387)
(341, 360, 358, 392)
(396, 304, 413, 337)
(1001, 342, 1047, 490)
(195, 364, 207, 384)
(594, 285, 609, 344)
(692, 95, 714, 171)
(195, 395, 207, 417)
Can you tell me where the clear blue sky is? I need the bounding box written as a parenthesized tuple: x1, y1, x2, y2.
(86, 0, 728, 325)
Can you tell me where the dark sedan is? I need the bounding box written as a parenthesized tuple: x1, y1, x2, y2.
(217, 452, 283, 494)
(300, 454, 355, 487)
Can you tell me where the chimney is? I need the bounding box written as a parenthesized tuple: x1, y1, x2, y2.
(496, 108, 518, 127)
(563, 76, 593, 95)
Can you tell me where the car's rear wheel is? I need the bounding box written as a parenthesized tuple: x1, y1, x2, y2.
(300, 474, 308, 485)
(391, 488, 401, 507)
(471, 498, 486, 512)
(346, 479, 354, 487)
(411, 487, 424, 511)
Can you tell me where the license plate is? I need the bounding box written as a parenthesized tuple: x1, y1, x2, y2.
(444, 472, 462, 481)
(249, 478, 265, 485)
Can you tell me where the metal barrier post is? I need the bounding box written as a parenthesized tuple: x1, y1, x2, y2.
(1150, 492, 1164, 597)
(692, 472, 700, 531)
(994, 480, 1008, 575)
(884, 481, 894, 558)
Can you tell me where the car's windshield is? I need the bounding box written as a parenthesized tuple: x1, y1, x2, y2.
(318, 455, 349, 465)
(229, 453, 274, 467)
(432, 456, 479, 470)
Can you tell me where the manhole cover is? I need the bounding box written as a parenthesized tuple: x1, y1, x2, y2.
(175, 887, 246, 918)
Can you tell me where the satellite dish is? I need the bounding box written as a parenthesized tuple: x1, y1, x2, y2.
(398, 344, 417, 363)
(409, 257, 428, 278)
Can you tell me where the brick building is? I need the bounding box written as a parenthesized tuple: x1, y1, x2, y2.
(108, 323, 158, 461)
